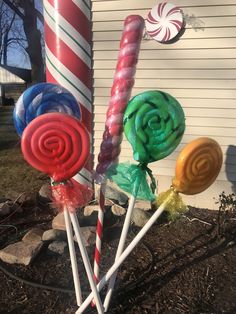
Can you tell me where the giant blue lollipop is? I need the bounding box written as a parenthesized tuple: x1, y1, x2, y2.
(13, 82, 81, 136)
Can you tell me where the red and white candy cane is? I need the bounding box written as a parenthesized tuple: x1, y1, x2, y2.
(43, 0, 93, 187)
(94, 15, 145, 286)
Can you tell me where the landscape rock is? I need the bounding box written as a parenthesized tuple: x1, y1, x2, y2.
(22, 228, 44, 243)
(73, 226, 96, 246)
(0, 202, 11, 216)
(52, 212, 66, 231)
(48, 241, 67, 255)
(84, 204, 100, 216)
(104, 185, 128, 206)
(0, 241, 43, 265)
(111, 204, 126, 216)
(42, 229, 67, 242)
(79, 212, 100, 227)
(105, 198, 115, 206)
(131, 208, 152, 227)
(38, 184, 52, 204)
(134, 200, 152, 211)
(84, 199, 114, 216)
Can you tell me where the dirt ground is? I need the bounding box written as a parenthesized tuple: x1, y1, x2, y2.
(0, 203, 235, 314)
(0, 106, 236, 313)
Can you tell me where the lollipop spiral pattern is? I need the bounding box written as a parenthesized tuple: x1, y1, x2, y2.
(21, 113, 89, 182)
(14, 83, 81, 136)
(146, 2, 184, 43)
(96, 15, 145, 177)
(172, 137, 223, 195)
(124, 90, 185, 164)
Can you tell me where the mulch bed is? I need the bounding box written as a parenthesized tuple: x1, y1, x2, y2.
(0, 202, 235, 314)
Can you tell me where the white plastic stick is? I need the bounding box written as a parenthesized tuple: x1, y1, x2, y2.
(103, 194, 136, 311)
(63, 208, 82, 306)
(69, 212, 104, 314)
(77, 193, 173, 313)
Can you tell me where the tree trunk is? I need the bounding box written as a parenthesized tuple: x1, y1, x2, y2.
(3, 32, 8, 65)
(3, 0, 45, 83)
(21, 0, 45, 83)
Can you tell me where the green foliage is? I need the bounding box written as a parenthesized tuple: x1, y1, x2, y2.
(217, 191, 236, 237)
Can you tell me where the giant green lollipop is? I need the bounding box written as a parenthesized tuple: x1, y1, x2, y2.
(124, 90, 185, 164)
(108, 90, 185, 200)
(104, 91, 185, 310)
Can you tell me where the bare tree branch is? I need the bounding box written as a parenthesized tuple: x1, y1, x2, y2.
(0, 0, 45, 81)
(3, 0, 44, 24)
(2, 0, 25, 19)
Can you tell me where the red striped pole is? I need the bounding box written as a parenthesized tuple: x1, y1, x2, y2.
(93, 182, 105, 283)
(43, 0, 93, 187)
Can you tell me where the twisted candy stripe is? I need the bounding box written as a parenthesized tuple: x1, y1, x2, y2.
(21, 113, 89, 182)
(172, 137, 223, 195)
(14, 83, 81, 136)
(93, 15, 144, 290)
(96, 15, 145, 177)
(124, 90, 185, 164)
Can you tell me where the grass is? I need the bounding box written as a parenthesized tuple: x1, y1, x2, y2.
(0, 106, 48, 199)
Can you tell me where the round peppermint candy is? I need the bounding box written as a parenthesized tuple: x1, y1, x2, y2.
(145, 2, 184, 43)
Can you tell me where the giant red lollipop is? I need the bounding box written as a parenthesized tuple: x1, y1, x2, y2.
(21, 112, 104, 311)
(21, 112, 89, 182)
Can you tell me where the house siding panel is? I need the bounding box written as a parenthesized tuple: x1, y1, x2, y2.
(92, 0, 236, 209)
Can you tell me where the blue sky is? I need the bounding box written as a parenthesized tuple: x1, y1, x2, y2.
(5, 0, 44, 69)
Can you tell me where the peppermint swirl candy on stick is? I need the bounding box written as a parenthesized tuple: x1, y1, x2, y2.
(14, 83, 81, 136)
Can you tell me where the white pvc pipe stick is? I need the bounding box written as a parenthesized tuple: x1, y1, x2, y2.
(69, 212, 104, 314)
(63, 208, 82, 306)
(77, 194, 172, 313)
(103, 194, 136, 311)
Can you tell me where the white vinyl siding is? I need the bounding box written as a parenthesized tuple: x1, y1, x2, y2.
(92, 0, 236, 209)
(0, 68, 25, 84)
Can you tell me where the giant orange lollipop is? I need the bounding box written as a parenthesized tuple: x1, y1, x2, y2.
(172, 137, 223, 195)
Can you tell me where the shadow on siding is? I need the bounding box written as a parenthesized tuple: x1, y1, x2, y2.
(225, 145, 236, 193)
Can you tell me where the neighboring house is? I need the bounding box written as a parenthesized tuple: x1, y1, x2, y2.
(0, 65, 31, 106)
(92, 0, 236, 209)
